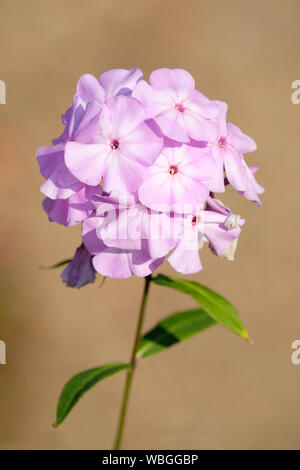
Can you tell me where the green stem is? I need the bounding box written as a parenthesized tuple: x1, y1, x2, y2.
(113, 275, 152, 450)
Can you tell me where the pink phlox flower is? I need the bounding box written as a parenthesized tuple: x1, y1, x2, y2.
(138, 140, 216, 214)
(65, 95, 163, 194)
(208, 101, 264, 205)
(133, 68, 219, 143)
(168, 199, 245, 274)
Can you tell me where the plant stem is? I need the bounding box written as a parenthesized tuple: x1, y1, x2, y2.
(113, 275, 152, 450)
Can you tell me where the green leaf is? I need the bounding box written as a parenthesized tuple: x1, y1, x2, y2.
(54, 362, 129, 427)
(151, 274, 250, 341)
(40, 259, 72, 269)
(137, 308, 216, 358)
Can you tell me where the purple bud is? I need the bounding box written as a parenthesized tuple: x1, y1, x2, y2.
(61, 244, 96, 288)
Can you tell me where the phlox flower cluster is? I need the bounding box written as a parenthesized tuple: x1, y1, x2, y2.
(37, 68, 264, 285)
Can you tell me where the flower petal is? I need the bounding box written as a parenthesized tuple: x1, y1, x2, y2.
(101, 95, 145, 139)
(99, 68, 143, 97)
(76, 74, 105, 103)
(183, 109, 217, 142)
(93, 249, 132, 279)
(168, 233, 202, 274)
(43, 189, 92, 226)
(181, 146, 216, 181)
(82, 216, 104, 253)
(227, 123, 257, 154)
(240, 161, 264, 206)
(207, 146, 225, 193)
(102, 149, 146, 194)
(189, 91, 220, 119)
(171, 175, 209, 212)
(37, 144, 82, 199)
(223, 147, 248, 191)
(144, 211, 178, 258)
(132, 80, 172, 118)
(138, 170, 172, 210)
(65, 142, 109, 186)
(150, 68, 195, 102)
(204, 221, 241, 257)
(155, 107, 190, 143)
(130, 245, 164, 277)
(72, 100, 102, 143)
(120, 121, 163, 165)
(213, 100, 228, 137)
(99, 206, 142, 251)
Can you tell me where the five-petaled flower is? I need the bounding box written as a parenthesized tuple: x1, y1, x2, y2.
(133, 68, 219, 143)
(65, 95, 163, 194)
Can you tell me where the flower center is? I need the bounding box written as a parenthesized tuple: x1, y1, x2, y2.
(191, 216, 199, 225)
(169, 165, 178, 175)
(110, 139, 119, 150)
(218, 136, 227, 148)
(175, 103, 185, 113)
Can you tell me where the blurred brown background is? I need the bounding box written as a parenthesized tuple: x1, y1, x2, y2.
(0, 0, 299, 450)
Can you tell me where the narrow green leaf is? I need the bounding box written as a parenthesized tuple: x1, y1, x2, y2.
(54, 362, 129, 427)
(151, 274, 250, 341)
(137, 308, 216, 358)
(40, 259, 72, 269)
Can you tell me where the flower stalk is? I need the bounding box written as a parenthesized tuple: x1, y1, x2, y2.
(113, 275, 152, 450)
